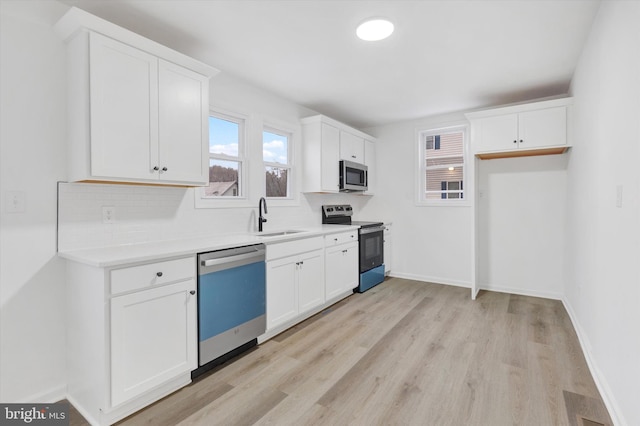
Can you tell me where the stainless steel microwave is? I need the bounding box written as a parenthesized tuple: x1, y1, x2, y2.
(339, 160, 368, 192)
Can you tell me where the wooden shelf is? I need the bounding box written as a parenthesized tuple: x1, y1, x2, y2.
(475, 146, 569, 160)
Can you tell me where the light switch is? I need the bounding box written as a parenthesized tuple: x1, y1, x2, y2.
(5, 191, 26, 213)
(616, 185, 623, 208)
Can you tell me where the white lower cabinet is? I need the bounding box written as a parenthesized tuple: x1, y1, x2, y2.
(266, 248, 325, 331)
(66, 256, 197, 425)
(265, 237, 326, 333)
(325, 232, 358, 300)
(110, 279, 196, 407)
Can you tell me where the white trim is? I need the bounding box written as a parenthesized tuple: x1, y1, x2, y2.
(562, 296, 626, 426)
(262, 117, 301, 207)
(196, 108, 252, 209)
(389, 272, 471, 289)
(465, 96, 573, 119)
(66, 394, 100, 426)
(55, 8, 219, 78)
(415, 124, 471, 207)
(478, 283, 563, 301)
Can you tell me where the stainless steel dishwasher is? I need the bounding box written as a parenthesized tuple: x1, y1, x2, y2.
(193, 244, 266, 378)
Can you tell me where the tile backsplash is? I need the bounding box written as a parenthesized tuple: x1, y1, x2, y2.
(57, 182, 365, 251)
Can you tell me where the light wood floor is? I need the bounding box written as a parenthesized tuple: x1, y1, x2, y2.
(73, 278, 613, 426)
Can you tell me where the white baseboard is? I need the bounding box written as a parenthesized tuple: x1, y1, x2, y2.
(23, 384, 67, 404)
(478, 282, 563, 301)
(66, 394, 100, 426)
(561, 297, 626, 426)
(388, 272, 471, 289)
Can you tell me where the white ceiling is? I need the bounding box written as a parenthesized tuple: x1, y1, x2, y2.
(59, 0, 601, 129)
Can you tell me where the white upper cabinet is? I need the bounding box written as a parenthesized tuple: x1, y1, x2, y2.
(466, 98, 572, 159)
(157, 60, 209, 183)
(339, 131, 365, 163)
(364, 139, 376, 195)
(56, 8, 218, 186)
(302, 115, 376, 193)
(302, 121, 340, 192)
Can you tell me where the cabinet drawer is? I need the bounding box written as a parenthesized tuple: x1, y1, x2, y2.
(110, 256, 195, 295)
(325, 231, 358, 247)
(266, 237, 323, 261)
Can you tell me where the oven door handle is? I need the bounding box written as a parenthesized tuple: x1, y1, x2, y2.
(359, 226, 385, 235)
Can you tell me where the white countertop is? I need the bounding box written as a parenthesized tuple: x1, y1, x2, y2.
(58, 225, 359, 268)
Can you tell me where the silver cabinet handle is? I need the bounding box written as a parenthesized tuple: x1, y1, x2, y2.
(153, 166, 159, 171)
(189, 290, 196, 295)
(162, 167, 168, 172)
(156, 272, 163, 277)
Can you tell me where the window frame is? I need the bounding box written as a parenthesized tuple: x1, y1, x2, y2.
(262, 118, 299, 206)
(195, 108, 250, 209)
(416, 124, 470, 206)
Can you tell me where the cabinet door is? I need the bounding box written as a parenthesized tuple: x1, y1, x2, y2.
(326, 243, 358, 299)
(476, 113, 518, 153)
(110, 279, 196, 407)
(297, 250, 325, 313)
(340, 131, 365, 162)
(266, 258, 298, 330)
(321, 123, 340, 192)
(341, 244, 359, 293)
(364, 139, 376, 195)
(518, 107, 567, 149)
(158, 60, 209, 185)
(89, 32, 158, 180)
(325, 245, 346, 300)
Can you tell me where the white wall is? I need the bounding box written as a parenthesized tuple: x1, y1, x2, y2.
(0, 0, 69, 402)
(565, 2, 640, 425)
(363, 113, 473, 287)
(477, 155, 567, 299)
(0, 0, 372, 403)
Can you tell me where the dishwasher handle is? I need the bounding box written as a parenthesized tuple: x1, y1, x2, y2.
(201, 250, 264, 268)
(198, 245, 266, 275)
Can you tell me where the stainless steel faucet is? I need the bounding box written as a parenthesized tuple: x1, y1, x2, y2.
(258, 197, 268, 232)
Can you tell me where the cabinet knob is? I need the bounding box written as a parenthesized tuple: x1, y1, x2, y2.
(189, 290, 196, 295)
(153, 166, 160, 171)
(156, 272, 163, 277)
(162, 167, 168, 172)
(513, 140, 517, 144)
(519, 139, 523, 143)
(351, 155, 356, 158)
(334, 238, 338, 242)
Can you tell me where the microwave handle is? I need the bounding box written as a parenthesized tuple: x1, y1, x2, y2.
(365, 170, 368, 187)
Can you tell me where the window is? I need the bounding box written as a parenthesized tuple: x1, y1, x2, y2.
(263, 127, 292, 198)
(204, 113, 245, 198)
(418, 126, 466, 203)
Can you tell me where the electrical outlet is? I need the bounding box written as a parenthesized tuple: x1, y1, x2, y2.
(5, 191, 26, 213)
(102, 206, 116, 224)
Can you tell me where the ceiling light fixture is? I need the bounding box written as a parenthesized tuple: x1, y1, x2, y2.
(356, 18, 394, 41)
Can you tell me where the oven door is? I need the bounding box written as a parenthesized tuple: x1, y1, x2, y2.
(359, 226, 384, 273)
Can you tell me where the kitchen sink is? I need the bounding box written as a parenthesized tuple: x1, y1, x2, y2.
(257, 230, 305, 237)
